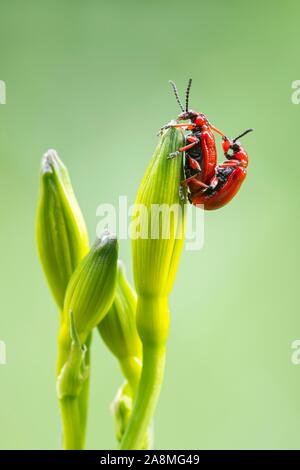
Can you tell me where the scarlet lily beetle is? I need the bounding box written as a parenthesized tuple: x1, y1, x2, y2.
(162, 79, 253, 210)
(184, 129, 253, 210)
(162, 79, 225, 187)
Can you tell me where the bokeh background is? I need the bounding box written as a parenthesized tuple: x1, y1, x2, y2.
(0, 0, 299, 450)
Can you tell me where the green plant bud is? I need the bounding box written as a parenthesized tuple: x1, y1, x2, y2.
(132, 127, 186, 297)
(113, 382, 152, 449)
(36, 149, 89, 309)
(98, 261, 142, 383)
(57, 313, 89, 399)
(62, 231, 118, 342)
(132, 127, 186, 345)
(112, 383, 133, 443)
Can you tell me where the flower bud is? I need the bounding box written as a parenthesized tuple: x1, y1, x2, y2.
(36, 150, 89, 309)
(62, 231, 118, 341)
(57, 313, 89, 399)
(112, 383, 133, 443)
(132, 127, 186, 345)
(113, 383, 152, 448)
(98, 261, 142, 382)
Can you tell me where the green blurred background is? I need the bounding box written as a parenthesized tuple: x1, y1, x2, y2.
(0, 0, 299, 450)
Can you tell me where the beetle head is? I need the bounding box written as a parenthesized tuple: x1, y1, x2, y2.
(222, 128, 253, 153)
(222, 137, 232, 153)
(177, 109, 204, 123)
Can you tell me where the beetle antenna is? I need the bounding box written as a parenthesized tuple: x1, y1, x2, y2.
(169, 80, 184, 112)
(233, 128, 254, 142)
(185, 78, 192, 112)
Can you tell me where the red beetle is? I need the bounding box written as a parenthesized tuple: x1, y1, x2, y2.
(162, 79, 253, 210)
(183, 129, 253, 210)
(162, 79, 225, 186)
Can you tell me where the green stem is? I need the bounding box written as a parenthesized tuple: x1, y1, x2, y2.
(120, 355, 141, 395)
(60, 397, 84, 450)
(57, 324, 89, 450)
(120, 344, 166, 450)
(77, 333, 92, 442)
(116, 356, 151, 449)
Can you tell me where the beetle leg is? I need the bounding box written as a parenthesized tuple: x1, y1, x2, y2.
(210, 125, 226, 137)
(178, 141, 198, 152)
(178, 185, 187, 201)
(159, 122, 195, 135)
(191, 176, 219, 200)
(186, 155, 201, 171)
(181, 172, 207, 186)
(167, 151, 181, 159)
(168, 137, 199, 159)
(168, 144, 193, 159)
(171, 123, 196, 130)
(159, 120, 176, 134)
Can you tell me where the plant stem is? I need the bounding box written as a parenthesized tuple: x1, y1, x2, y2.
(60, 397, 84, 450)
(120, 343, 166, 450)
(57, 325, 89, 450)
(120, 355, 141, 395)
(77, 333, 92, 442)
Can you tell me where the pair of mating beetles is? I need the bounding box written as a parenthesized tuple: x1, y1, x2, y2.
(161, 79, 253, 210)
